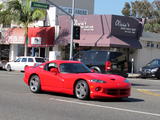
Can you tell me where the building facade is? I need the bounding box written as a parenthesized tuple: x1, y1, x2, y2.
(132, 32, 160, 72)
(0, 0, 94, 61)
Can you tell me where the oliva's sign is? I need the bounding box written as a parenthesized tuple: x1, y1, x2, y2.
(115, 19, 136, 34)
(112, 15, 139, 37)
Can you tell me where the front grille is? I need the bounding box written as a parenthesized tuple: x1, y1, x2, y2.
(106, 89, 130, 95)
(142, 69, 151, 73)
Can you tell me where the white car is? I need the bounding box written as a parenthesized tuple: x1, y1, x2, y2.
(5, 56, 45, 71)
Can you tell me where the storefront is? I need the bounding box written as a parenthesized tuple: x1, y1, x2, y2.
(1, 27, 55, 61)
(57, 15, 143, 72)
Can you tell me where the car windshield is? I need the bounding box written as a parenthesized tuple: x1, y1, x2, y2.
(146, 60, 158, 66)
(60, 63, 91, 73)
(35, 58, 45, 63)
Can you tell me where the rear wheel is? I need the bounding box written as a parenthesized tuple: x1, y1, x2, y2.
(29, 75, 41, 93)
(75, 80, 89, 100)
(6, 64, 11, 71)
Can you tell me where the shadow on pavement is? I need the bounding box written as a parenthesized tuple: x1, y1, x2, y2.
(39, 91, 144, 103)
(131, 83, 149, 86)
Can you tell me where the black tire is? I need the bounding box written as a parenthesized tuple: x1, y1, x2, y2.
(6, 64, 11, 71)
(29, 75, 41, 93)
(75, 80, 89, 100)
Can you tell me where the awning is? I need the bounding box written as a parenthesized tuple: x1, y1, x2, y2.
(1, 28, 25, 44)
(74, 34, 105, 47)
(28, 27, 55, 47)
(74, 35, 142, 49)
(96, 35, 142, 49)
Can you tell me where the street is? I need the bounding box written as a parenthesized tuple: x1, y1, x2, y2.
(0, 71, 160, 120)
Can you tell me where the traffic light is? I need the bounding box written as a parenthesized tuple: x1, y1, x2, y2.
(73, 26, 80, 39)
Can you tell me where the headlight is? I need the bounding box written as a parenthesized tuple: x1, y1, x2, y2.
(90, 79, 106, 83)
(151, 68, 158, 72)
(124, 79, 130, 83)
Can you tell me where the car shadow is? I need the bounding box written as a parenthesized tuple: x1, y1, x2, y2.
(91, 97, 144, 103)
(131, 83, 149, 86)
(39, 91, 144, 103)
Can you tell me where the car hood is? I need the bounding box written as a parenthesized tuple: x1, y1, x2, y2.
(77, 73, 125, 82)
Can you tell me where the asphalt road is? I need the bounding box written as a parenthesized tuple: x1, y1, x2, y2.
(0, 71, 160, 120)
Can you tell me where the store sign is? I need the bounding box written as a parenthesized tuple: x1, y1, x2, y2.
(114, 19, 136, 34)
(8, 36, 24, 44)
(111, 15, 139, 38)
(31, 37, 42, 45)
(74, 19, 94, 31)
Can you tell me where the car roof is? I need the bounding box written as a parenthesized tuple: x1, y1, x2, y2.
(17, 56, 43, 58)
(48, 60, 81, 64)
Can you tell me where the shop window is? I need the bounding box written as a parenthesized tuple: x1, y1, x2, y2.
(157, 44, 159, 48)
(146, 41, 151, 47)
(2, 24, 11, 28)
(151, 43, 154, 47)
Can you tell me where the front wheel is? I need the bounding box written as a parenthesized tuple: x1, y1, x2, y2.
(75, 80, 89, 100)
(29, 75, 41, 93)
(6, 64, 11, 71)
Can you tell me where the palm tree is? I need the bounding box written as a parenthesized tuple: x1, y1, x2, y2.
(122, 2, 131, 16)
(4, 0, 46, 56)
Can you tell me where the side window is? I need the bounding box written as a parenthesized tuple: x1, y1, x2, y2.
(44, 63, 57, 71)
(28, 58, 34, 62)
(21, 58, 27, 62)
(15, 58, 21, 62)
(158, 60, 160, 65)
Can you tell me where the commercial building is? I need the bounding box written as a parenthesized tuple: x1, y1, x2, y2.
(0, 0, 94, 61)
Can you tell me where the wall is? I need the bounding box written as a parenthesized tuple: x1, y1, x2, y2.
(130, 33, 160, 72)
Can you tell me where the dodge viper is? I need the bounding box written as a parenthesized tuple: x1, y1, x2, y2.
(24, 60, 131, 100)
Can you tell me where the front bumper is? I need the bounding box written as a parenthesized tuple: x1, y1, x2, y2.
(140, 71, 156, 78)
(89, 82, 131, 99)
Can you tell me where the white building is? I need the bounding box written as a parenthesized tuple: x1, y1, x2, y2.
(132, 32, 160, 72)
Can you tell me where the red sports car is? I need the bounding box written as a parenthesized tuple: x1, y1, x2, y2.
(24, 60, 131, 100)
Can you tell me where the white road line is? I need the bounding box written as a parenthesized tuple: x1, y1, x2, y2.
(137, 89, 160, 91)
(49, 98, 160, 117)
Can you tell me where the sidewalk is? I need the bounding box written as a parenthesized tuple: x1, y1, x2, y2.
(128, 73, 141, 78)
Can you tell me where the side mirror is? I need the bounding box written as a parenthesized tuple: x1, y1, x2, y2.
(50, 68, 59, 75)
(90, 68, 95, 73)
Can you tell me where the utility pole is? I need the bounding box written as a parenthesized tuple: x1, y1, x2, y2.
(46, 0, 75, 60)
(69, 0, 75, 60)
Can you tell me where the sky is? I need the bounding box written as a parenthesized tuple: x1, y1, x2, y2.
(94, 0, 154, 15)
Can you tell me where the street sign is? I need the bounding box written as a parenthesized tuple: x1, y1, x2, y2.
(31, 2, 49, 9)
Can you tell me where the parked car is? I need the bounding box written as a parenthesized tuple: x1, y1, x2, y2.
(73, 50, 129, 77)
(139, 59, 160, 79)
(5, 56, 45, 71)
(24, 60, 131, 100)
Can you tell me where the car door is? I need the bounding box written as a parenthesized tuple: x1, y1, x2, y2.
(40, 62, 63, 92)
(28, 58, 35, 66)
(11, 57, 22, 70)
(17, 57, 27, 70)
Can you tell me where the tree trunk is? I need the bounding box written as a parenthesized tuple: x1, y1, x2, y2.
(24, 27, 28, 56)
